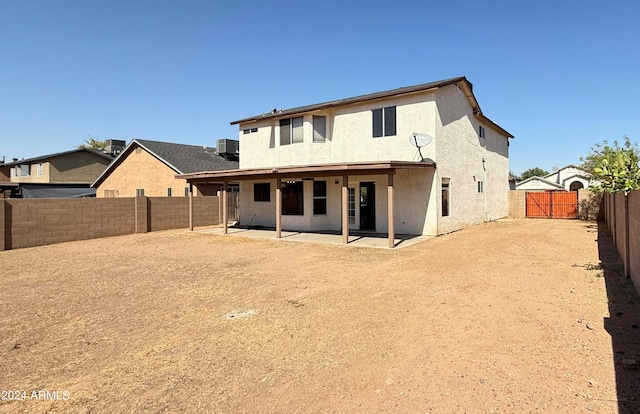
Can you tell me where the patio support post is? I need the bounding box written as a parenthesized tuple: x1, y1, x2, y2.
(342, 174, 349, 244)
(388, 172, 395, 248)
(276, 177, 282, 238)
(222, 181, 228, 234)
(188, 182, 193, 231)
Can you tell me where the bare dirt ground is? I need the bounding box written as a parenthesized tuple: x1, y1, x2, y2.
(1, 219, 638, 413)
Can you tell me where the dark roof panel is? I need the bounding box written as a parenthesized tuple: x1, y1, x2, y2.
(4, 148, 113, 166)
(135, 139, 238, 174)
(230, 76, 468, 125)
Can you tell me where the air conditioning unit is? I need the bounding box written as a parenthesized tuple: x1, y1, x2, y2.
(106, 139, 126, 156)
(216, 139, 239, 156)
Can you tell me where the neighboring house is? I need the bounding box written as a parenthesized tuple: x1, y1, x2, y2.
(514, 176, 564, 191)
(179, 76, 513, 243)
(4, 148, 113, 198)
(92, 139, 239, 197)
(516, 165, 593, 191)
(0, 158, 18, 198)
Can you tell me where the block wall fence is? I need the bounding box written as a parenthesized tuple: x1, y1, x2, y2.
(603, 190, 640, 297)
(0, 196, 219, 251)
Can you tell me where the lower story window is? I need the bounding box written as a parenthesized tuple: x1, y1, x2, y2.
(136, 188, 145, 196)
(254, 182, 271, 202)
(441, 178, 450, 217)
(167, 188, 172, 196)
(282, 181, 303, 215)
(348, 188, 356, 224)
(313, 181, 327, 215)
(477, 181, 484, 193)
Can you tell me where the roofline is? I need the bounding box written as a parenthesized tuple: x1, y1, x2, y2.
(4, 148, 113, 166)
(91, 139, 183, 188)
(230, 76, 513, 139)
(515, 176, 564, 188)
(230, 77, 465, 125)
(542, 165, 590, 179)
(177, 160, 436, 182)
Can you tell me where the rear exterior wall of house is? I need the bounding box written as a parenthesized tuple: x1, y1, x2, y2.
(236, 83, 509, 236)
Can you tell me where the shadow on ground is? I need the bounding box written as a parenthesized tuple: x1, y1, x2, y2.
(597, 221, 640, 413)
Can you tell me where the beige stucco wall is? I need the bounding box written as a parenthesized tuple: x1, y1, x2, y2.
(239, 169, 438, 236)
(434, 85, 510, 234)
(10, 162, 51, 183)
(97, 147, 190, 198)
(49, 152, 111, 183)
(235, 83, 509, 236)
(238, 91, 438, 169)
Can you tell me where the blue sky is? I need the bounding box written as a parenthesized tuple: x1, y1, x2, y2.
(1, 0, 639, 175)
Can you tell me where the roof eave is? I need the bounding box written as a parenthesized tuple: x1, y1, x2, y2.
(229, 77, 468, 126)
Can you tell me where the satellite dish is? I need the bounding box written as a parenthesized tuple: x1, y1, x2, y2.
(409, 133, 433, 161)
(410, 133, 433, 147)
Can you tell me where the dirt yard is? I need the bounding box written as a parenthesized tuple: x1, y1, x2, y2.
(1, 219, 639, 413)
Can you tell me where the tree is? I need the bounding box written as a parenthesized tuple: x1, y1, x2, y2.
(78, 136, 107, 151)
(579, 137, 638, 173)
(519, 167, 549, 181)
(585, 136, 640, 194)
(509, 171, 520, 180)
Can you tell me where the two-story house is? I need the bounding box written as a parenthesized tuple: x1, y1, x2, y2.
(5, 148, 113, 198)
(179, 76, 513, 247)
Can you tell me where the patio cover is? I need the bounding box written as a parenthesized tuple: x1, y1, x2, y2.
(177, 160, 436, 248)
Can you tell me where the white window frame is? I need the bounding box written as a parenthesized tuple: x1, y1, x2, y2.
(442, 178, 450, 217)
(37, 163, 43, 176)
(312, 180, 327, 215)
(279, 117, 304, 146)
(313, 115, 327, 143)
(479, 125, 486, 147)
(372, 106, 397, 138)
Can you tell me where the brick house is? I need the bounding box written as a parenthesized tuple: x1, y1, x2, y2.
(92, 139, 239, 198)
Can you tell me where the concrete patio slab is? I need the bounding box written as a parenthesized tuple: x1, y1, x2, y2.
(197, 226, 432, 249)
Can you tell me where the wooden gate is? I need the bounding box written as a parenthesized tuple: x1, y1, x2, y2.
(526, 191, 578, 219)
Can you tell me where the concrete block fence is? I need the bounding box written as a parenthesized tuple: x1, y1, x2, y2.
(0, 196, 219, 251)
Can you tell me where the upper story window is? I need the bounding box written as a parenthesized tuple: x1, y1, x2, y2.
(313, 116, 326, 143)
(479, 125, 486, 147)
(280, 117, 303, 145)
(243, 127, 258, 134)
(20, 165, 29, 177)
(37, 163, 43, 176)
(372, 106, 396, 137)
